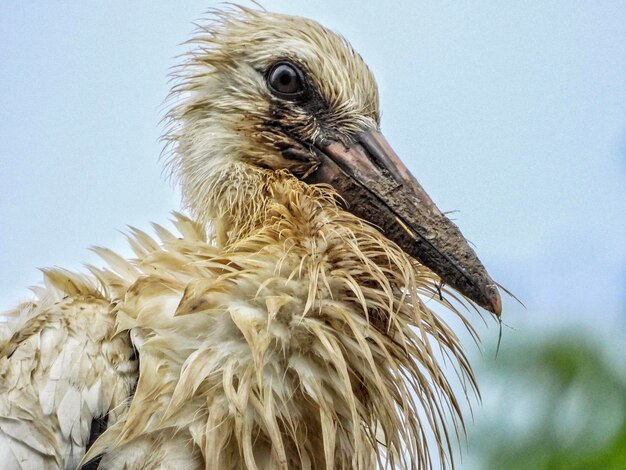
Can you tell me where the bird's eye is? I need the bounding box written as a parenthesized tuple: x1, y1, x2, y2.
(267, 62, 306, 100)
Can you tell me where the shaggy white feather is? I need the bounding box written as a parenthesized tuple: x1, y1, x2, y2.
(0, 274, 136, 469)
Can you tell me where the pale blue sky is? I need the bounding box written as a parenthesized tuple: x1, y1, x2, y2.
(1, 1, 625, 338)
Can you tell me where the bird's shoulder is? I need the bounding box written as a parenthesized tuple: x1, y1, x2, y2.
(0, 270, 137, 469)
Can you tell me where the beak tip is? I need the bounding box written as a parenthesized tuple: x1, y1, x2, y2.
(484, 285, 502, 316)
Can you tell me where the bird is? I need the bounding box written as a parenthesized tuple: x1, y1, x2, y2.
(0, 5, 501, 470)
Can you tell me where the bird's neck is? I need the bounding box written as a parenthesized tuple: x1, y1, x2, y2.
(185, 164, 334, 247)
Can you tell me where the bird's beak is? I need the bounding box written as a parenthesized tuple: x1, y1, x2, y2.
(306, 129, 502, 315)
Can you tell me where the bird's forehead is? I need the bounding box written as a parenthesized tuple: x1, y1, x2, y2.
(198, 8, 379, 118)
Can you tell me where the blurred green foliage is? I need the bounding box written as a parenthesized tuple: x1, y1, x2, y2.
(466, 330, 626, 469)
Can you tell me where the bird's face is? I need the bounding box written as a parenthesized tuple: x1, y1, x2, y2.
(168, 7, 501, 314)
(170, 9, 379, 178)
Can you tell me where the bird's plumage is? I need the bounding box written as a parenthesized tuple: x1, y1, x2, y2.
(1, 5, 497, 469)
(0, 273, 136, 469)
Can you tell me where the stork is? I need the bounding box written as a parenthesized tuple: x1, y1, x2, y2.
(0, 6, 501, 470)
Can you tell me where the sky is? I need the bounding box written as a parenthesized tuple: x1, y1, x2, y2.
(1, 1, 625, 339)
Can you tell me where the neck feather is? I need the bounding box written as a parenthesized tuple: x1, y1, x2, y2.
(90, 167, 476, 469)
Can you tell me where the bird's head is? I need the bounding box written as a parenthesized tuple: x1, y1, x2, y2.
(165, 6, 502, 315)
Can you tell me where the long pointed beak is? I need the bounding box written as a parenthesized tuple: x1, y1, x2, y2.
(305, 129, 502, 315)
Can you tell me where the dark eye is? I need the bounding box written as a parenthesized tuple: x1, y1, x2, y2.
(267, 62, 306, 100)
